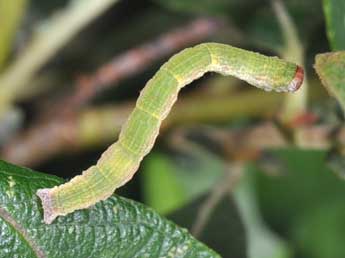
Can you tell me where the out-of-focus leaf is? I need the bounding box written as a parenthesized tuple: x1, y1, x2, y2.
(244, 7, 283, 52)
(143, 145, 291, 258)
(254, 149, 343, 229)
(151, 0, 234, 16)
(151, 0, 265, 19)
(0, 160, 220, 258)
(323, 0, 345, 50)
(233, 171, 292, 258)
(315, 51, 345, 113)
(142, 152, 186, 214)
(142, 147, 224, 214)
(292, 200, 345, 258)
(253, 148, 345, 257)
(245, 0, 322, 53)
(0, 0, 120, 116)
(0, 0, 27, 69)
(169, 193, 246, 258)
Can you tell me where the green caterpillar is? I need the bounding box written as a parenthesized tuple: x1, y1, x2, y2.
(37, 43, 303, 224)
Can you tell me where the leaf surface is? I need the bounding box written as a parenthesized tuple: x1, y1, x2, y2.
(0, 160, 219, 258)
(253, 149, 345, 258)
(315, 51, 345, 113)
(323, 0, 345, 50)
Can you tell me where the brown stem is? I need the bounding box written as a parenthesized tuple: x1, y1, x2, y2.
(1, 91, 284, 166)
(191, 164, 242, 237)
(48, 18, 222, 118)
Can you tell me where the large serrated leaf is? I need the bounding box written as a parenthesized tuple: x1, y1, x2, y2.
(323, 0, 345, 50)
(314, 51, 345, 113)
(0, 160, 220, 258)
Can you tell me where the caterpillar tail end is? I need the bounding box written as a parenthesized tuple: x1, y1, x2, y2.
(36, 188, 59, 224)
(288, 66, 304, 92)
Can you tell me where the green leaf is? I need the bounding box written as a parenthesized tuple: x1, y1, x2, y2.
(151, 0, 264, 19)
(142, 147, 224, 214)
(142, 153, 187, 214)
(143, 148, 245, 256)
(314, 51, 345, 113)
(151, 0, 234, 16)
(292, 200, 345, 258)
(323, 0, 345, 50)
(0, 160, 220, 258)
(234, 170, 292, 258)
(169, 193, 246, 258)
(253, 149, 345, 257)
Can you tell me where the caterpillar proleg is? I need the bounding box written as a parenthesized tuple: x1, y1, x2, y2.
(37, 43, 303, 224)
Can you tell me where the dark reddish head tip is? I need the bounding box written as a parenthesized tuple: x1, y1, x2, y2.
(288, 66, 304, 92)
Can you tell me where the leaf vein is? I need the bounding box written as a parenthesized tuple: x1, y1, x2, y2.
(0, 207, 46, 258)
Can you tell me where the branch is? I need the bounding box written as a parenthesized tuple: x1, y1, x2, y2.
(0, 0, 27, 69)
(0, 0, 119, 117)
(191, 164, 242, 237)
(272, 0, 309, 125)
(49, 18, 222, 117)
(1, 90, 285, 166)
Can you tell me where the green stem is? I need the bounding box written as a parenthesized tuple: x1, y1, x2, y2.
(0, 0, 119, 118)
(272, 0, 308, 123)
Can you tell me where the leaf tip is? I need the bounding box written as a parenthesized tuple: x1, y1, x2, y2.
(314, 52, 329, 67)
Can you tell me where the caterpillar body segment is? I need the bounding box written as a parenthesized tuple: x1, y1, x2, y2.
(37, 43, 303, 224)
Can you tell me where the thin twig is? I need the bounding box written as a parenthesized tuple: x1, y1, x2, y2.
(1, 90, 285, 166)
(272, 0, 309, 124)
(2, 89, 332, 167)
(191, 163, 243, 237)
(51, 17, 222, 116)
(0, 18, 222, 164)
(0, 0, 27, 69)
(168, 122, 288, 161)
(0, 0, 119, 116)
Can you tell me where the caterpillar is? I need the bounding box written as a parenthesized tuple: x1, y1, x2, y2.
(37, 43, 303, 224)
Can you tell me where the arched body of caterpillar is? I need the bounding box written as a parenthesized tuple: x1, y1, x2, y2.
(37, 42, 304, 224)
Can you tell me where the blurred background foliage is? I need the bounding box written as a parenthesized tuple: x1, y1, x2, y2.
(1, 0, 345, 257)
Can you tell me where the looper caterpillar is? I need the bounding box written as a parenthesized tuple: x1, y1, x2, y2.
(37, 43, 303, 224)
